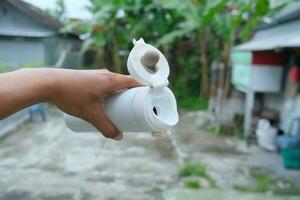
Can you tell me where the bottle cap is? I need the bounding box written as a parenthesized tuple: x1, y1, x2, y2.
(127, 38, 169, 87)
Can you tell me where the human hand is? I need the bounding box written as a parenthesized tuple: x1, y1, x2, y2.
(49, 69, 140, 140)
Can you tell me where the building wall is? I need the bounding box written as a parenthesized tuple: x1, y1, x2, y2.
(0, 36, 45, 68)
(43, 36, 82, 68)
(0, 0, 83, 68)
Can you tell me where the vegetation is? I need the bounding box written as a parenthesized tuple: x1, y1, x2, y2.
(177, 96, 208, 110)
(233, 168, 283, 193)
(45, 0, 67, 23)
(179, 162, 216, 188)
(23, 61, 42, 68)
(205, 125, 218, 134)
(184, 179, 201, 189)
(0, 64, 9, 73)
(62, 0, 278, 109)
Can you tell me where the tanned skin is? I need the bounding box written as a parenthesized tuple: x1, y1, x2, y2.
(0, 68, 139, 140)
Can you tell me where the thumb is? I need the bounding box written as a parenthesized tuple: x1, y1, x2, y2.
(85, 105, 123, 140)
(109, 74, 141, 92)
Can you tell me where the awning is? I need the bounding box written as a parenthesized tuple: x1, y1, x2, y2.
(234, 32, 300, 51)
(0, 30, 56, 38)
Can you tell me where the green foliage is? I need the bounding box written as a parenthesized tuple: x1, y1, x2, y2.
(233, 168, 275, 193)
(206, 126, 218, 134)
(179, 162, 216, 188)
(250, 168, 274, 193)
(184, 179, 201, 189)
(176, 96, 208, 110)
(64, 0, 275, 106)
(0, 64, 10, 73)
(218, 125, 233, 136)
(45, 0, 67, 23)
(23, 61, 42, 68)
(234, 118, 245, 139)
(179, 163, 207, 177)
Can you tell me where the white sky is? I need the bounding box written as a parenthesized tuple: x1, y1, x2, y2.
(24, 0, 92, 19)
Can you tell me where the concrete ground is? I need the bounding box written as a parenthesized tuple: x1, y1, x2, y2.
(0, 109, 179, 200)
(173, 111, 300, 188)
(0, 108, 299, 200)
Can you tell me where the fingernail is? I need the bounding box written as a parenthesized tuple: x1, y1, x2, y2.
(113, 133, 123, 141)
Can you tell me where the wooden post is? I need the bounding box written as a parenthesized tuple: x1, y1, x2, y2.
(244, 88, 254, 136)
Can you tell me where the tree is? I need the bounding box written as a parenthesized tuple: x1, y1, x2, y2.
(158, 0, 270, 99)
(65, 0, 181, 72)
(46, 0, 67, 23)
(63, 0, 273, 108)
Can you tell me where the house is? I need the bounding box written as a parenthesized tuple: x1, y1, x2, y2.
(0, 0, 83, 136)
(0, 0, 82, 69)
(231, 2, 300, 136)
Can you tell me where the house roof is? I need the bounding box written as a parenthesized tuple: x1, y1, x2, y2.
(6, 0, 63, 31)
(1, 0, 81, 39)
(234, 2, 300, 51)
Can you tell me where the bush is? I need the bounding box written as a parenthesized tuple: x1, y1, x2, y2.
(0, 64, 9, 73)
(176, 95, 208, 110)
(184, 179, 201, 189)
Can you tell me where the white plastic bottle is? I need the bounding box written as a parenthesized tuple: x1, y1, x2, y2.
(64, 38, 179, 134)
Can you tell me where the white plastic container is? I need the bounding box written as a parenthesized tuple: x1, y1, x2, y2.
(64, 38, 179, 134)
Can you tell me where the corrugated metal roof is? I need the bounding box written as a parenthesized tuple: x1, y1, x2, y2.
(0, 30, 55, 37)
(234, 1, 300, 51)
(234, 4, 300, 52)
(234, 32, 300, 51)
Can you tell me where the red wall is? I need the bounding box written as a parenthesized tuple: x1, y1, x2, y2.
(252, 51, 284, 66)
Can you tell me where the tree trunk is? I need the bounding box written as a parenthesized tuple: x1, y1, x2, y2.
(224, 33, 235, 98)
(199, 28, 210, 99)
(112, 37, 122, 73)
(95, 49, 106, 69)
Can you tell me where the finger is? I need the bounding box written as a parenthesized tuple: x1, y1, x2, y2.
(86, 105, 123, 140)
(109, 74, 141, 91)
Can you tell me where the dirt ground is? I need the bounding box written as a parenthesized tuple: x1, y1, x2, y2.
(0, 108, 299, 200)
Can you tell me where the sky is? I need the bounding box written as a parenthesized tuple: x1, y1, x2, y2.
(24, 0, 92, 19)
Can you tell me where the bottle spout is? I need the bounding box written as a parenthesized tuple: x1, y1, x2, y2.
(140, 50, 160, 73)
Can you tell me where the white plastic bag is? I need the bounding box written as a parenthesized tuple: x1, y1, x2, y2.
(256, 119, 277, 151)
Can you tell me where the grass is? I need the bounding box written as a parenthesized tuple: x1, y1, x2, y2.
(251, 169, 274, 193)
(233, 168, 275, 193)
(179, 163, 207, 177)
(205, 125, 218, 134)
(179, 163, 216, 188)
(184, 179, 201, 189)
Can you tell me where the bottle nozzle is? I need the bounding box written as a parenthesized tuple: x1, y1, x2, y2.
(140, 50, 160, 73)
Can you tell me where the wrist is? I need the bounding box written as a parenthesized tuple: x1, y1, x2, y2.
(20, 68, 59, 103)
(39, 68, 60, 103)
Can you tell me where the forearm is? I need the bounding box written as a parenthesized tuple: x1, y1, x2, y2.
(0, 68, 55, 119)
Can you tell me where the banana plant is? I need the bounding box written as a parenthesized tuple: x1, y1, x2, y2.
(157, 0, 227, 99)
